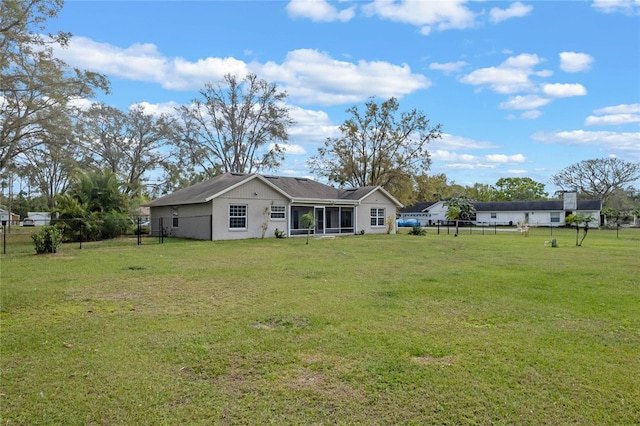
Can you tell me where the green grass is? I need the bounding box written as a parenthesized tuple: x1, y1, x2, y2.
(1, 228, 639, 425)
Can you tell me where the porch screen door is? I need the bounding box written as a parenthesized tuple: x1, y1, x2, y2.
(314, 207, 324, 234)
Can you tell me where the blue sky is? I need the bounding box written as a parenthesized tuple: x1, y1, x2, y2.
(48, 0, 640, 193)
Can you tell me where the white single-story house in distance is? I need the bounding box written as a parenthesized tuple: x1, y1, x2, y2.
(399, 199, 602, 227)
(0, 209, 20, 225)
(27, 212, 51, 226)
(144, 173, 402, 240)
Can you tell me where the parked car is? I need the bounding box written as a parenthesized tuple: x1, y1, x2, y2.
(22, 218, 36, 226)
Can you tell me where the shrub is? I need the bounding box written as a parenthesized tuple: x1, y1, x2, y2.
(31, 225, 63, 254)
(274, 228, 286, 238)
(408, 225, 426, 236)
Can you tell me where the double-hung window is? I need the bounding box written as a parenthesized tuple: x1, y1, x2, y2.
(229, 204, 247, 229)
(270, 205, 285, 220)
(370, 208, 385, 227)
(172, 206, 179, 228)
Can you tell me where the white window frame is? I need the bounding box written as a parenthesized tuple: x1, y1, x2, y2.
(550, 212, 561, 223)
(270, 205, 286, 220)
(490, 212, 497, 219)
(229, 204, 247, 230)
(370, 208, 385, 227)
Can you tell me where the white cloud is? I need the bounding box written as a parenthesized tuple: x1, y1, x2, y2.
(541, 83, 587, 98)
(460, 53, 544, 93)
(361, 0, 476, 34)
(592, 0, 640, 14)
(559, 52, 594, 72)
(532, 130, 640, 155)
(485, 154, 526, 163)
(132, 101, 181, 117)
(431, 150, 526, 169)
(520, 110, 542, 119)
(272, 143, 307, 155)
(438, 133, 499, 150)
(585, 103, 640, 126)
(592, 103, 640, 115)
(53, 38, 429, 106)
(287, 105, 341, 144)
(265, 49, 430, 105)
(286, 0, 356, 22)
(429, 61, 468, 74)
(489, 2, 533, 23)
(499, 95, 551, 110)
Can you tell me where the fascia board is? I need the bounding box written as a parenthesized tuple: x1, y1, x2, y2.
(291, 197, 360, 205)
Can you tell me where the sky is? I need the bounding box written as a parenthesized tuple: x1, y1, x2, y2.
(47, 0, 640, 194)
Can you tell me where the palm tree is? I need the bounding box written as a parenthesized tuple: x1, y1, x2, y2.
(300, 212, 315, 245)
(564, 213, 596, 246)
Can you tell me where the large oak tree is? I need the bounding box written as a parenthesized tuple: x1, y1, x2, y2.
(551, 158, 640, 206)
(172, 73, 294, 177)
(309, 97, 442, 193)
(0, 0, 109, 171)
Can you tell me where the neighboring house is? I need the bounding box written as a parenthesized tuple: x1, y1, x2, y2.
(399, 199, 602, 227)
(144, 173, 402, 240)
(0, 209, 20, 225)
(27, 212, 51, 226)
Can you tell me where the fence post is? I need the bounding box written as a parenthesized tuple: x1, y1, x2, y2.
(79, 219, 83, 250)
(2, 221, 6, 254)
(137, 217, 142, 246)
(159, 217, 164, 244)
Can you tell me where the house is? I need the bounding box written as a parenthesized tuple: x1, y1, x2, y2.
(399, 199, 602, 227)
(27, 212, 51, 226)
(144, 173, 402, 240)
(0, 209, 20, 225)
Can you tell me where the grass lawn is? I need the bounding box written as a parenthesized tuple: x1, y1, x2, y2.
(1, 227, 639, 424)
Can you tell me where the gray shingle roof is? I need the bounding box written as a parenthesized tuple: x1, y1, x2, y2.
(401, 199, 601, 213)
(145, 173, 251, 207)
(145, 173, 395, 207)
(400, 201, 438, 213)
(472, 199, 602, 211)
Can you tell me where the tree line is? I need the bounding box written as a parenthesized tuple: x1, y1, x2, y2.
(2, 0, 639, 226)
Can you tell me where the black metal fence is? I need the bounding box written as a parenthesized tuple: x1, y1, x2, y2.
(0, 216, 164, 255)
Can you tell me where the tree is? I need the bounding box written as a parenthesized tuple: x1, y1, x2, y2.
(461, 183, 496, 201)
(300, 212, 315, 245)
(551, 158, 640, 206)
(493, 177, 548, 201)
(564, 213, 595, 247)
(0, 0, 109, 172)
(309, 97, 442, 193)
(444, 197, 475, 235)
(77, 103, 171, 197)
(172, 73, 294, 177)
(414, 173, 458, 201)
(54, 169, 129, 240)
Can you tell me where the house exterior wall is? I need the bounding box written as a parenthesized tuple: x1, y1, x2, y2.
(357, 190, 398, 234)
(213, 179, 289, 240)
(150, 203, 213, 239)
(27, 212, 51, 225)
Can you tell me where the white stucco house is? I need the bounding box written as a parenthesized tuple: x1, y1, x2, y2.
(399, 199, 602, 227)
(144, 173, 402, 240)
(27, 212, 51, 226)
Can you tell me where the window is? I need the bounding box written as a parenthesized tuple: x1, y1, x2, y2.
(490, 212, 497, 219)
(370, 208, 385, 227)
(229, 204, 247, 229)
(172, 207, 179, 228)
(550, 212, 560, 223)
(270, 205, 285, 220)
